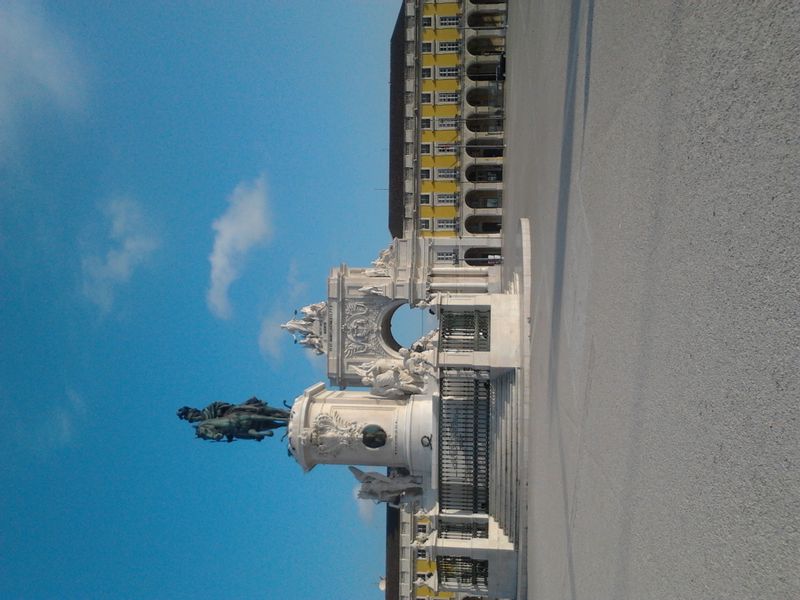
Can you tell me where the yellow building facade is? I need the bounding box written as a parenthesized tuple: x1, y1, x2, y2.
(389, 0, 506, 269)
(387, 5, 510, 599)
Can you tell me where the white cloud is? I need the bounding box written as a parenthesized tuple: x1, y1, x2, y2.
(258, 308, 285, 361)
(0, 2, 86, 160)
(50, 388, 86, 447)
(7, 388, 88, 454)
(82, 197, 159, 313)
(353, 484, 376, 525)
(286, 259, 308, 300)
(305, 350, 327, 376)
(258, 259, 313, 363)
(207, 175, 272, 319)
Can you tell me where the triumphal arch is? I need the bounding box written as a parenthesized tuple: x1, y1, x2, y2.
(180, 222, 530, 599)
(277, 230, 527, 599)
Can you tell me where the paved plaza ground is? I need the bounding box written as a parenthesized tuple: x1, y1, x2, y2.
(501, 2, 800, 599)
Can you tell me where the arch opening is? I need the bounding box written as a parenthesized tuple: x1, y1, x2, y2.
(466, 189, 503, 209)
(466, 87, 504, 108)
(466, 113, 504, 133)
(466, 138, 504, 158)
(467, 36, 505, 56)
(464, 247, 502, 266)
(467, 11, 506, 29)
(467, 61, 502, 82)
(466, 164, 503, 183)
(382, 303, 431, 351)
(465, 215, 503, 234)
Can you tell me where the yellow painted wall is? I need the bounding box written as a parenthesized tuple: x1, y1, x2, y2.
(421, 130, 459, 143)
(421, 54, 460, 67)
(420, 181, 458, 194)
(416, 558, 435, 572)
(419, 206, 458, 219)
(420, 155, 458, 168)
(415, 584, 456, 599)
(422, 29, 460, 42)
(421, 79, 459, 93)
(420, 104, 459, 118)
(419, 231, 457, 238)
(422, 3, 460, 16)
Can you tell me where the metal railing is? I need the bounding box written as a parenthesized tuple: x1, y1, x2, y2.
(440, 310, 491, 351)
(439, 518, 490, 539)
(438, 369, 491, 513)
(437, 556, 489, 589)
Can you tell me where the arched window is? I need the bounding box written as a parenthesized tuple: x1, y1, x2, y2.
(467, 36, 505, 56)
(465, 215, 502, 234)
(467, 60, 502, 82)
(466, 113, 504, 133)
(466, 87, 504, 108)
(464, 247, 502, 266)
(466, 189, 502, 209)
(466, 138, 504, 158)
(465, 164, 503, 183)
(467, 11, 506, 29)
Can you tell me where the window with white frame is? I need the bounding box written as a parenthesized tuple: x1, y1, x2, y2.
(438, 15, 461, 28)
(435, 218, 457, 231)
(416, 523, 428, 534)
(437, 117, 458, 129)
(421, 67, 432, 78)
(419, 219, 431, 230)
(422, 16, 433, 27)
(404, 167, 414, 179)
(420, 143, 432, 154)
(436, 192, 458, 205)
(438, 41, 461, 53)
(435, 142, 457, 153)
(420, 168, 432, 180)
(437, 91, 460, 104)
(420, 92, 432, 104)
(416, 548, 428, 559)
(437, 66, 459, 78)
(421, 42, 433, 53)
(436, 250, 457, 262)
(436, 168, 459, 180)
(420, 118, 432, 129)
(419, 193, 431, 204)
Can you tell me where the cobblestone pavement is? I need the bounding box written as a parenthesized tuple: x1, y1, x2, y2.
(501, 2, 800, 599)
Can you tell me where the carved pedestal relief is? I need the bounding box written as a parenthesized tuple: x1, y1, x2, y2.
(300, 411, 363, 458)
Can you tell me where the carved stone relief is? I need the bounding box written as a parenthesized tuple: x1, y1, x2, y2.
(282, 301, 327, 355)
(342, 301, 382, 358)
(300, 411, 362, 457)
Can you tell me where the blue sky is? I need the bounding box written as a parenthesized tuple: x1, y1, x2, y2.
(0, 2, 410, 598)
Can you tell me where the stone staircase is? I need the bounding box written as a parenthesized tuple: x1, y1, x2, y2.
(490, 368, 522, 544)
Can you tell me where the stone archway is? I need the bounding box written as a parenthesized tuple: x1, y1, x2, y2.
(378, 299, 410, 353)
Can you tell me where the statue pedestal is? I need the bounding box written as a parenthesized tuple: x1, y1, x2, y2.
(287, 382, 433, 474)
